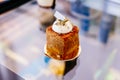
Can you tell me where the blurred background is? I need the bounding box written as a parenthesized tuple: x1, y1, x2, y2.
(0, 0, 120, 80)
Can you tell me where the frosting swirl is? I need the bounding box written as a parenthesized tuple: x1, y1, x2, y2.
(52, 19, 73, 34)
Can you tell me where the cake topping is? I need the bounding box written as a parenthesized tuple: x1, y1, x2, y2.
(52, 11, 73, 34)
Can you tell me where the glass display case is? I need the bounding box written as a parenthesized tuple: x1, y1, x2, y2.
(0, 0, 120, 80)
(83, 0, 120, 17)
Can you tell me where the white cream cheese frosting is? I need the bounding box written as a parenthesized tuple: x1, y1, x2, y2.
(52, 19, 73, 34)
(52, 11, 73, 34)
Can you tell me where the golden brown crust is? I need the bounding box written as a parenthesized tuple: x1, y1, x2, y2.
(46, 26, 79, 60)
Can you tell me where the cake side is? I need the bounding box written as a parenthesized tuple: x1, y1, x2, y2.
(46, 26, 79, 60)
(63, 26, 79, 59)
(46, 26, 64, 59)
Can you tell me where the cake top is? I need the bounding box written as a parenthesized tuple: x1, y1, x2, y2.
(52, 11, 73, 34)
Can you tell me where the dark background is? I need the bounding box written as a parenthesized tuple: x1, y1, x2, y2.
(0, 0, 30, 14)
